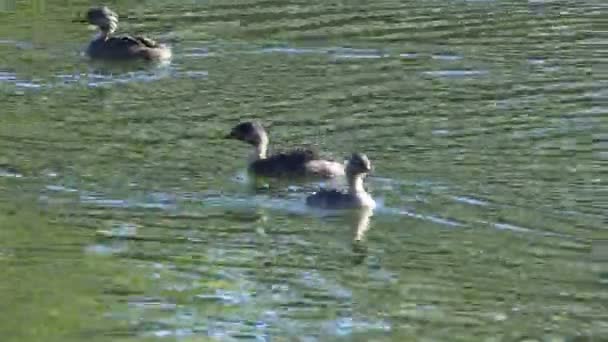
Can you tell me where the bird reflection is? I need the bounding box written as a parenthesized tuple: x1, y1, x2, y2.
(351, 206, 374, 265)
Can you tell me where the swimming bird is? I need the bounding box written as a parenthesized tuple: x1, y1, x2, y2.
(83, 6, 171, 61)
(306, 153, 375, 209)
(226, 121, 345, 179)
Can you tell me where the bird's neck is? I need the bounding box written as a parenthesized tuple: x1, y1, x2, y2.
(347, 173, 366, 195)
(249, 137, 268, 162)
(94, 30, 109, 41)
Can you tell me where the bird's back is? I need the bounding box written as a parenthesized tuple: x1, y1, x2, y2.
(249, 149, 318, 177)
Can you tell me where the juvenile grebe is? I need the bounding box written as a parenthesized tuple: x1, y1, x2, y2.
(306, 153, 375, 209)
(83, 7, 171, 61)
(226, 121, 345, 179)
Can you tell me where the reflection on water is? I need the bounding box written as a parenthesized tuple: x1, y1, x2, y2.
(353, 206, 373, 242)
(1, 0, 606, 340)
(1, 65, 208, 90)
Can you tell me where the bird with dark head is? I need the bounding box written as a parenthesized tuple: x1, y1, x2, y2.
(226, 121, 345, 179)
(346, 152, 372, 176)
(82, 6, 171, 61)
(86, 6, 118, 34)
(226, 121, 267, 147)
(306, 153, 375, 210)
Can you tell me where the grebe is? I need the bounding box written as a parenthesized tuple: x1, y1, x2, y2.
(226, 121, 345, 179)
(306, 153, 375, 210)
(83, 6, 171, 61)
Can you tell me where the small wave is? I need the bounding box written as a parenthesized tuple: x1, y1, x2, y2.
(422, 70, 488, 78)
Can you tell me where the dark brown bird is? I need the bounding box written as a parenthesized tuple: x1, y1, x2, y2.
(226, 121, 346, 179)
(84, 7, 171, 61)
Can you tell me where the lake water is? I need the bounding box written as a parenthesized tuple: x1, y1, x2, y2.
(0, 0, 606, 341)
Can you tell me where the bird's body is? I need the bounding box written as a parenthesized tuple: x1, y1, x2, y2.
(248, 149, 317, 177)
(87, 34, 171, 61)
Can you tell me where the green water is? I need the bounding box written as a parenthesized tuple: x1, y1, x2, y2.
(1, 0, 606, 340)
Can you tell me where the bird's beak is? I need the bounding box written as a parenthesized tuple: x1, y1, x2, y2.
(225, 132, 236, 139)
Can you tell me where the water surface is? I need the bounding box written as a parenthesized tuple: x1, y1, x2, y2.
(0, 0, 606, 340)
